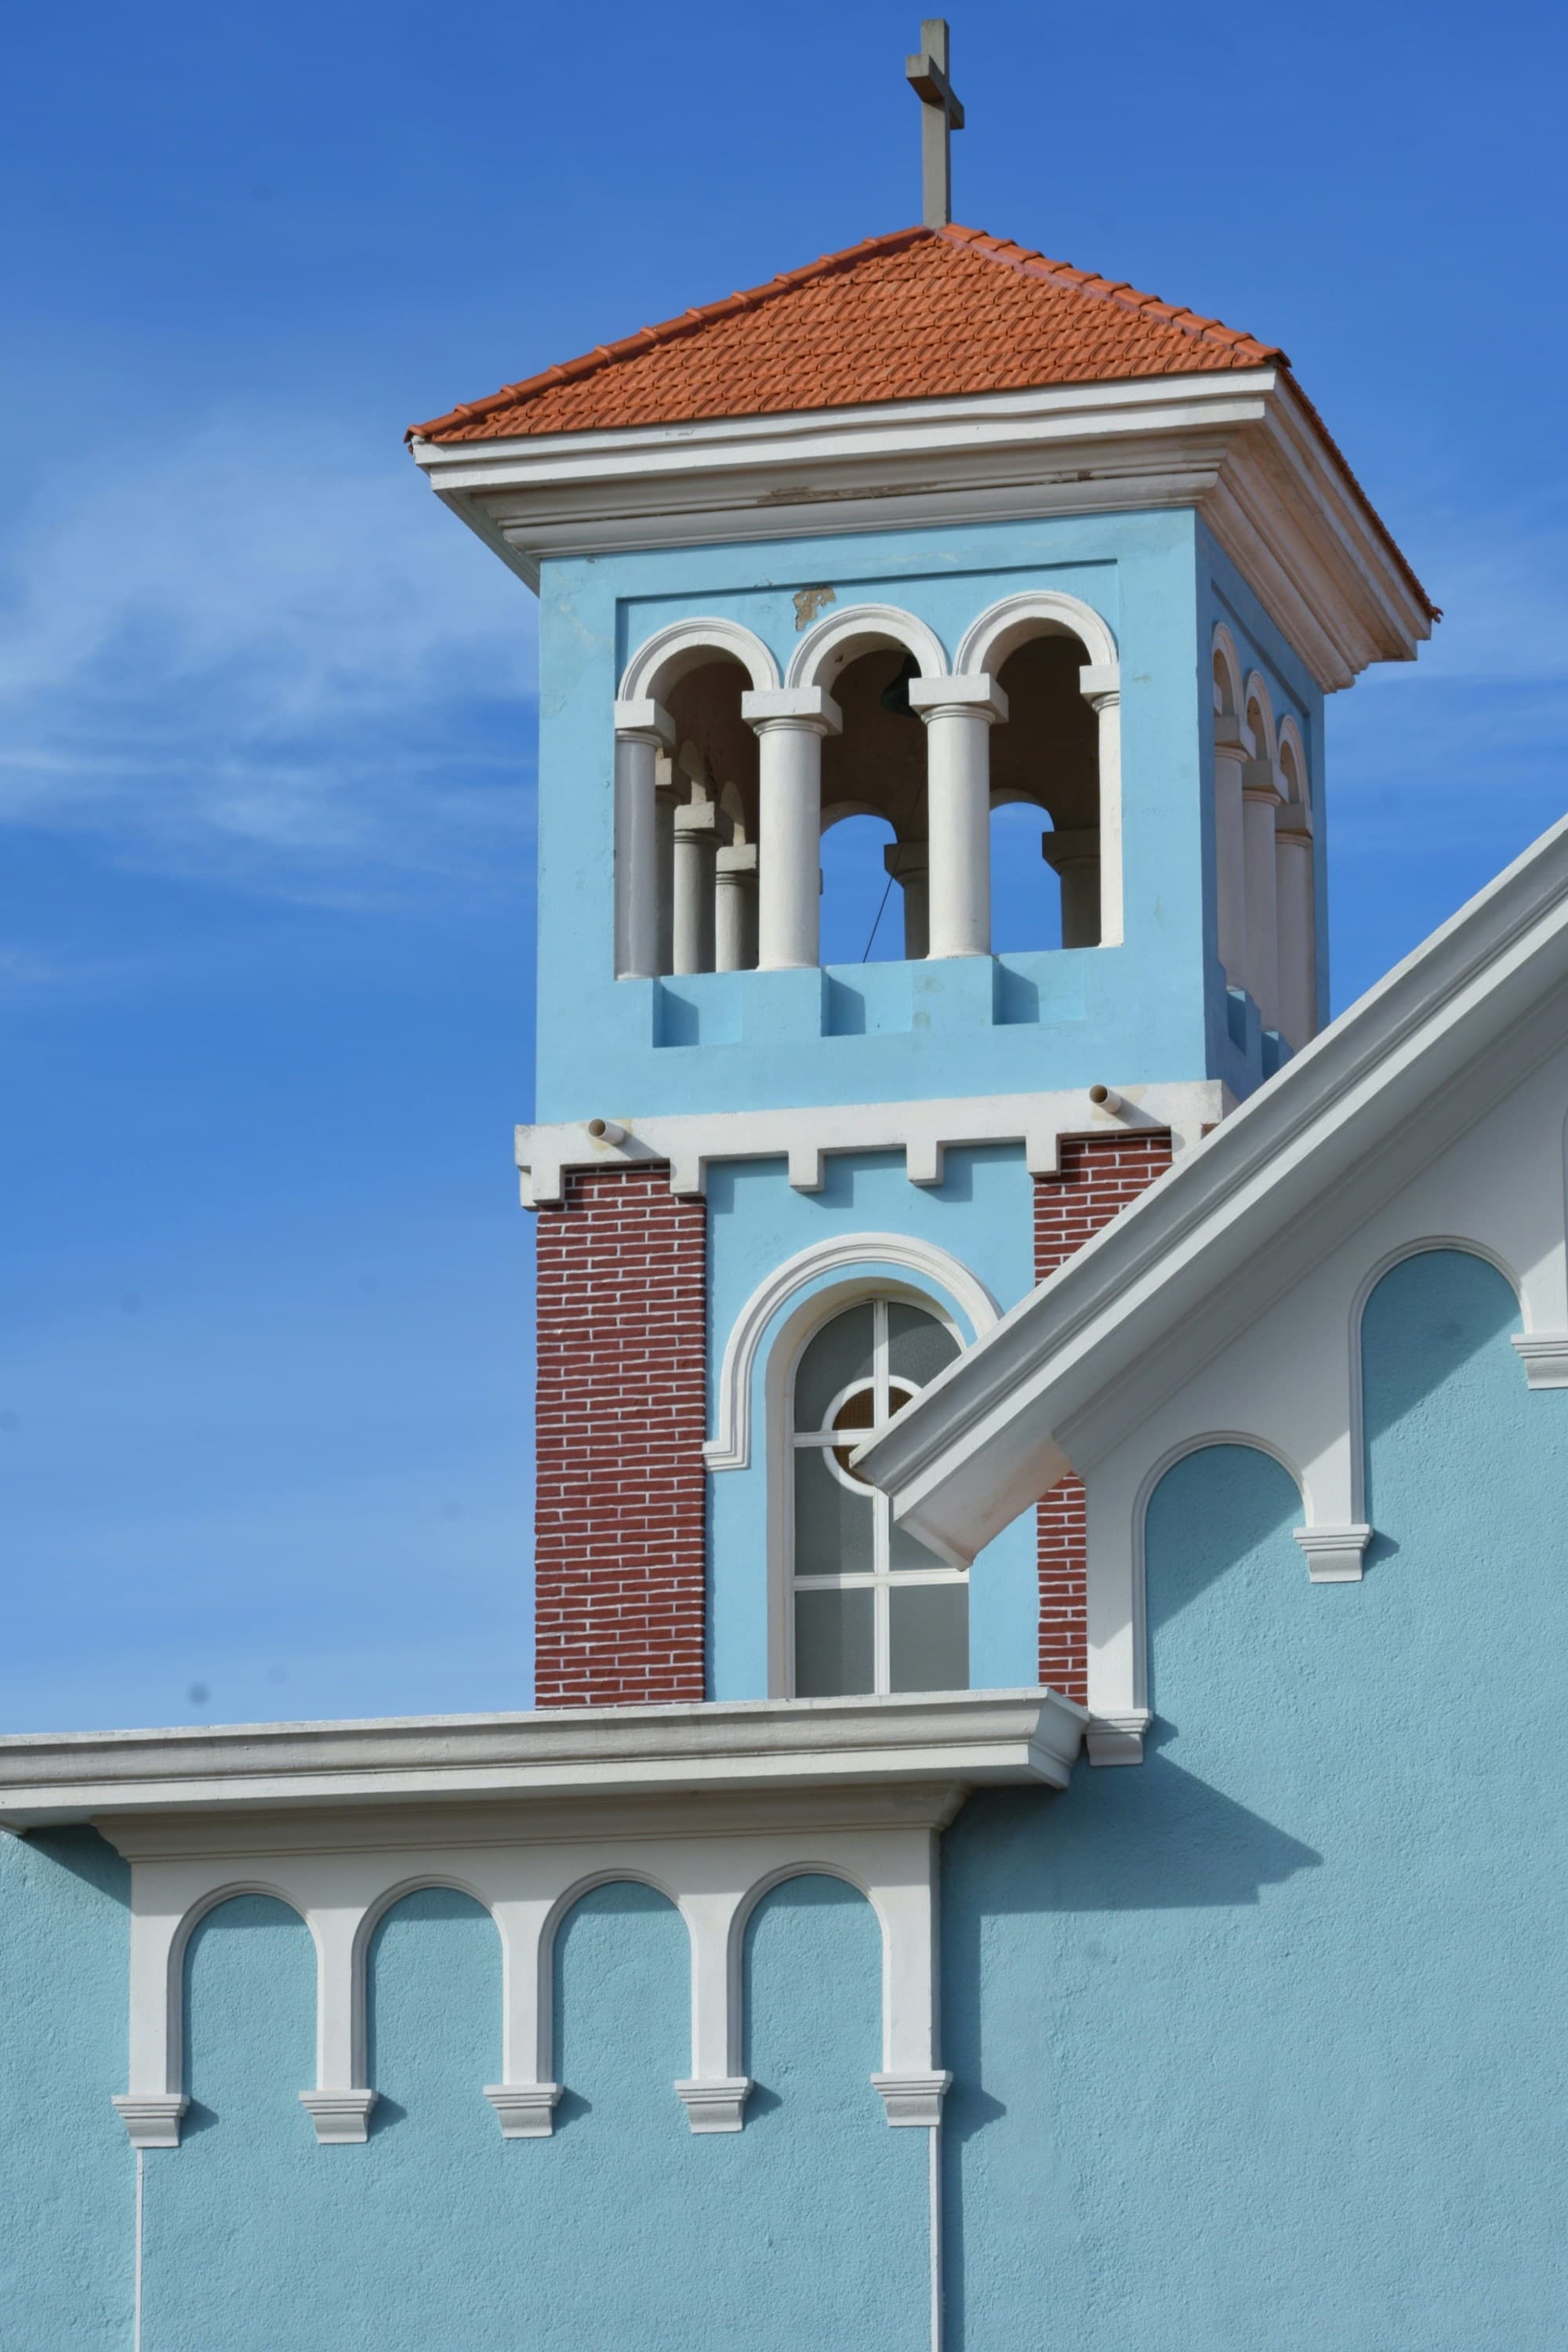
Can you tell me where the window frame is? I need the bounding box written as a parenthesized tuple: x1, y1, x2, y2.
(786, 1294, 969, 1698)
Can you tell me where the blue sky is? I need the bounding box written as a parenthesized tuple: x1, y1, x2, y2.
(3, 0, 1563, 1733)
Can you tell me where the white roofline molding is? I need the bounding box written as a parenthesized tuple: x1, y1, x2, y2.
(409, 369, 1432, 691)
(856, 813, 1568, 1565)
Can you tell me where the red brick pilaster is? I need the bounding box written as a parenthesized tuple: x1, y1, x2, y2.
(533, 1164, 707, 1707)
(1033, 1131, 1174, 1703)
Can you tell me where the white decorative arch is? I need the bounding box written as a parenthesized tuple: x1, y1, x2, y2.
(1242, 670, 1277, 764)
(786, 601, 948, 691)
(1276, 713, 1310, 813)
(956, 589, 1118, 679)
(705, 1233, 1000, 1474)
(1211, 622, 1243, 716)
(619, 615, 780, 705)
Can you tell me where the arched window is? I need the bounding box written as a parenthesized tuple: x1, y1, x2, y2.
(789, 1298, 967, 1697)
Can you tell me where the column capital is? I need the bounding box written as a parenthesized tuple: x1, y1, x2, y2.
(1275, 804, 1313, 844)
(717, 842, 758, 877)
(907, 673, 1008, 725)
(1078, 662, 1120, 709)
(1242, 759, 1281, 804)
(883, 840, 929, 880)
(612, 698, 675, 749)
(1040, 826, 1101, 875)
(740, 686, 842, 735)
(673, 801, 722, 841)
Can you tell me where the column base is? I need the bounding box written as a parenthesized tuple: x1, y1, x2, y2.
(675, 2076, 752, 2133)
(111, 2092, 188, 2149)
(871, 2068, 951, 2126)
(299, 2088, 378, 2144)
(484, 2082, 563, 2139)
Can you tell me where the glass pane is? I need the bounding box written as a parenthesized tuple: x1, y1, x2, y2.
(794, 1586, 875, 1698)
(830, 1386, 876, 1483)
(794, 1305, 876, 1430)
(888, 1582, 968, 1693)
(889, 1508, 952, 1572)
(887, 1302, 960, 1391)
(793, 1445, 874, 1574)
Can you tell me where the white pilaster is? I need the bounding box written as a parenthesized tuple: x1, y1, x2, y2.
(909, 673, 1007, 960)
(742, 688, 841, 971)
(672, 800, 720, 975)
(1214, 720, 1248, 982)
(1242, 759, 1282, 1031)
(611, 700, 673, 981)
(1080, 665, 1123, 948)
(714, 842, 758, 972)
(1275, 810, 1316, 1049)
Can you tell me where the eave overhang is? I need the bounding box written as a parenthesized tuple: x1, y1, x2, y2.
(408, 368, 1432, 691)
(0, 1686, 1087, 1831)
(856, 815, 1568, 1565)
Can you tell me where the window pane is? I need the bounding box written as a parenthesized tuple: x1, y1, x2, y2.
(795, 1586, 875, 1698)
(887, 1302, 960, 1390)
(888, 1582, 968, 1693)
(888, 1510, 952, 1572)
(793, 1445, 874, 1574)
(794, 1305, 876, 1430)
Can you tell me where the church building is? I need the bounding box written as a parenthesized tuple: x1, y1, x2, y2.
(4, 25, 1566, 2349)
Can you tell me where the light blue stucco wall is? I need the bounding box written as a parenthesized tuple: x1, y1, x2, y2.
(10, 1252, 1561, 2349)
(535, 507, 1243, 1123)
(942, 1247, 1568, 2350)
(706, 1143, 1038, 1697)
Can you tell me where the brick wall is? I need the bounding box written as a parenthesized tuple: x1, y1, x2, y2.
(533, 1164, 707, 1707)
(1034, 1130, 1174, 1703)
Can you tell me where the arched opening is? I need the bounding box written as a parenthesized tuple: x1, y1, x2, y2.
(820, 808, 901, 964)
(817, 648, 929, 962)
(659, 655, 758, 976)
(1212, 630, 1247, 985)
(789, 1296, 967, 1696)
(989, 632, 1101, 946)
(1240, 675, 1283, 1032)
(1275, 724, 1315, 1047)
(989, 799, 1062, 952)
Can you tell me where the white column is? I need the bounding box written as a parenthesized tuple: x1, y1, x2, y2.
(672, 799, 720, 975)
(298, 1904, 376, 2142)
(909, 673, 1007, 960)
(655, 770, 677, 977)
(1213, 720, 1247, 982)
(674, 1889, 751, 2133)
(714, 843, 758, 971)
(867, 1830, 951, 2126)
(1275, 809, 1316, 1049)
(741, 688, 841, 971)
(882, 841, 929, 959)
(1242, 759, 1282, 1032)
(1079, 665, 1123, 948)
(611, 699, 673, 981)
(1040, 827, 1102, 948)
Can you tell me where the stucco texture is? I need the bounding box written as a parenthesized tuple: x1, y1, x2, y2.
(942, 1247, 1568, 2348)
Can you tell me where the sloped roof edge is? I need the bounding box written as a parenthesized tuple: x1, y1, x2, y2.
(856, 813, 1568, 1558)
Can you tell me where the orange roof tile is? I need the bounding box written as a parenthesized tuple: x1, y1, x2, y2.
(409, 224, 1283, 444)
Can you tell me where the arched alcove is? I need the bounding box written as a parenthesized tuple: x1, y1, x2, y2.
(365, 1889, 500, 2142)
(989, 799, 1062, 952)
(181, 1893, 314, 2136)
(819, 808, 900, 963)
(551, 1881, 688, 2130)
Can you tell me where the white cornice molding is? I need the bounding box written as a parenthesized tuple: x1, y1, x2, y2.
(857, 814, 1568, 1563)
(515, 1081, 1225, 1206)
(0, 1687, 1087, 1831)
(409, 371, 1432, 689)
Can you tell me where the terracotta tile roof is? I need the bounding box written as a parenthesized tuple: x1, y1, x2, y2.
(408, 223, 1284, 444)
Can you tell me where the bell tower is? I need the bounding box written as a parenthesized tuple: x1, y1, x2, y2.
(408, 122, 1432, 1713)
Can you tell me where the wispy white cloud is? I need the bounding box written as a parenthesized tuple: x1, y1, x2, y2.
(0, 417, 539, 895)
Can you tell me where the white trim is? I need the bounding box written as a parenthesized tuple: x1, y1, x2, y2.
(786, 601, 948, 691)
(111, 2092, 187, 2151)
(1083, 1711, 1152, 1767)
(706, 1236, 1000, 1475)
(484, 2082, 562, 2138)
(298, 2088, 377, 2144)
(619, 615, 779, 702)
(871, 2068, 952, 2126)
(955, 589, 1117, 677)
(516, 1080, 1225, 1206)
(84, 1768, 1064, 2151)
(1292, 1524, 1373, 1583)
(675, 2077, 753, 2133)
(1513, 1332, 1568, 1388)
(411, 368, 1432, 690)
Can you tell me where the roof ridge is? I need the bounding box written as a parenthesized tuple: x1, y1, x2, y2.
(937, 223, 1287, 368)
(408, 226, 936, 443)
